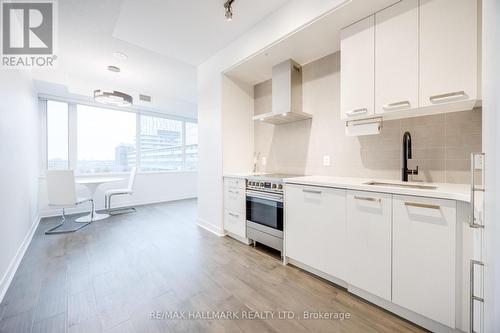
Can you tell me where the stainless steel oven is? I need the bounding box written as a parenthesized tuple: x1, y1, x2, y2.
(246, 190, 283, 233)
(245, 174, 300, 254)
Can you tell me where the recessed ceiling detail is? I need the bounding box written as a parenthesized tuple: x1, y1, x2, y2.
(112, 51, 128, 60)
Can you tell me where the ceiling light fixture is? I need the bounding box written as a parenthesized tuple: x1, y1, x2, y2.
(107, 65, 120, 73)
(224, 0, 235, 21)
(94, 90, 133, 107)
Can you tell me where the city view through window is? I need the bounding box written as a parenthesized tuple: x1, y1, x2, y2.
(47, 101, 198, 173)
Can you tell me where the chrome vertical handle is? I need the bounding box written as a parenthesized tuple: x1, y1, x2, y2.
(470, 153, 485, 228)
(470, 260, 484, 333)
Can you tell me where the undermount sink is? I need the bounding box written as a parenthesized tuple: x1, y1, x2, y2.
(364, 181, 438, 190)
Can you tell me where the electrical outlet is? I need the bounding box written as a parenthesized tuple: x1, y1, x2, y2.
(261, 156, 267, 166)
(323, 155, 331, 167)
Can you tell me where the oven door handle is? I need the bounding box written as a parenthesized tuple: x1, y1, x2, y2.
(246, 190, 283, 202)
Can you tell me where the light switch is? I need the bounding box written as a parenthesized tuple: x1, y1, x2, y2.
(323, 155, 331, 167)
(261, 156, 267, 166)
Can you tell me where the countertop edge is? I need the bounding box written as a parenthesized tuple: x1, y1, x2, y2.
(283, 178, 470, 203)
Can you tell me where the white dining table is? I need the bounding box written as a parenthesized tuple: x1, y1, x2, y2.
(75, 176, 124, 222)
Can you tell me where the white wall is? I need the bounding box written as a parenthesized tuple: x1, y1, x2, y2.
(221, 75, 255, 175)
(197, 0, 358, 234)
(38, 171, 197, 216)
(0, 71, 39, 301)
(482, 0, 500, 331)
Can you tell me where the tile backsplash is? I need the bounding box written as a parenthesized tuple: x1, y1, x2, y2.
(254, 52, 482, 184)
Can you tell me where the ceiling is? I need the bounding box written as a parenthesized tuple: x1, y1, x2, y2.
(224, 0, 399, 85)
(113, 0, 291, 66)
(32, 0, 292, 117)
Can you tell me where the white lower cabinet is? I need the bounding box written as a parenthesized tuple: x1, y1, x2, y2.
(224, 210, 246, 237)
(284, 183, 465, 330)
(285, 185, 347, 280)
(223, 177, 246, 239)
(346, 191, 392, 301)
(392, 195, 456, 328)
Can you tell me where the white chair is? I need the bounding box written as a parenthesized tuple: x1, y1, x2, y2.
(104, 166, 137, 214)
(46, 170, 94, 234)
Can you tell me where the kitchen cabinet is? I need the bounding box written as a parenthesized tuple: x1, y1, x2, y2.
(375, 0, 419, 115)
(419, 0, 477, 109)
(346, 191, 392, 301)
(392, 195, 456, 328)
(284, 184, 346, 280)
(223, 177, 247, 239)
(340, 15, 375, 120)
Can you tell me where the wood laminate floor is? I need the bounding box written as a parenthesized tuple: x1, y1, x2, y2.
(0, 199, 426, 333)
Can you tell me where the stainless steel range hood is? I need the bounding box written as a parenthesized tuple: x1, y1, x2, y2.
(253, 59, 312, 125)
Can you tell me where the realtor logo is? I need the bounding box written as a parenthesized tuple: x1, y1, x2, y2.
(1, 0, 57, 68)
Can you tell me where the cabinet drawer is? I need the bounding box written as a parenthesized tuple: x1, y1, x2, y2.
(224, 186, 245, 213)
(392, 195, 456, 327)
(224, 210, 246, 238)
(224, 177, 245, 190)
(346, 191, 392, 301)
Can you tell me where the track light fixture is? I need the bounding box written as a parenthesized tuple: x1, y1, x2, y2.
(224, 0, 235, 21)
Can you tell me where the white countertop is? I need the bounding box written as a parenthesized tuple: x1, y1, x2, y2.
(224, 173, 265, 179)
(283, 176, 471, 202)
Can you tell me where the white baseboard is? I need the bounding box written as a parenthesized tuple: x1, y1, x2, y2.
(197, 218, 224, 237)
(0, 215, 40, 303)
(225, 231, 252, 245)
(38, 195, 197, 218)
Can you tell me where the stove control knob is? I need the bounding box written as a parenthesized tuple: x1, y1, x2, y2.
(272, 184, 277, 189)
(278, 184, 283, 190)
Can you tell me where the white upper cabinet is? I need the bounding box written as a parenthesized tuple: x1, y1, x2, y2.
(392, 195, 456, 328)
(419, 0, 477, 108)
(285, 185, 347, 280)
(346, 191, 392, 301)
(341, 16, 375, 120)
(375, 0, 419, 114)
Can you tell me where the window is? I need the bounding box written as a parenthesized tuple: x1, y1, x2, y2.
(47, 101, 69, 169)
(139, 115, 183, 171)
(43, 99, 197, 173)
(185, 122, 198, 171)
(77, 105, 136, 173)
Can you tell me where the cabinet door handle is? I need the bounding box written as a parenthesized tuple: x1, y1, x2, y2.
(382, 100, 410, 110)
(354, 195, 381, 202)
(303, 189, 322, 194)
(345, 108, 368, 116)
(470, 153, 485, 228)
(228, 212, 239, 218)
(404, 202, 440, 210)
(470, 260, 485, 333)
(228, 190, 239, 195)
(429, 91, 466, 103)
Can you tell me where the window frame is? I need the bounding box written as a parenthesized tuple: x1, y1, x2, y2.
(41, 96, 198, 175)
